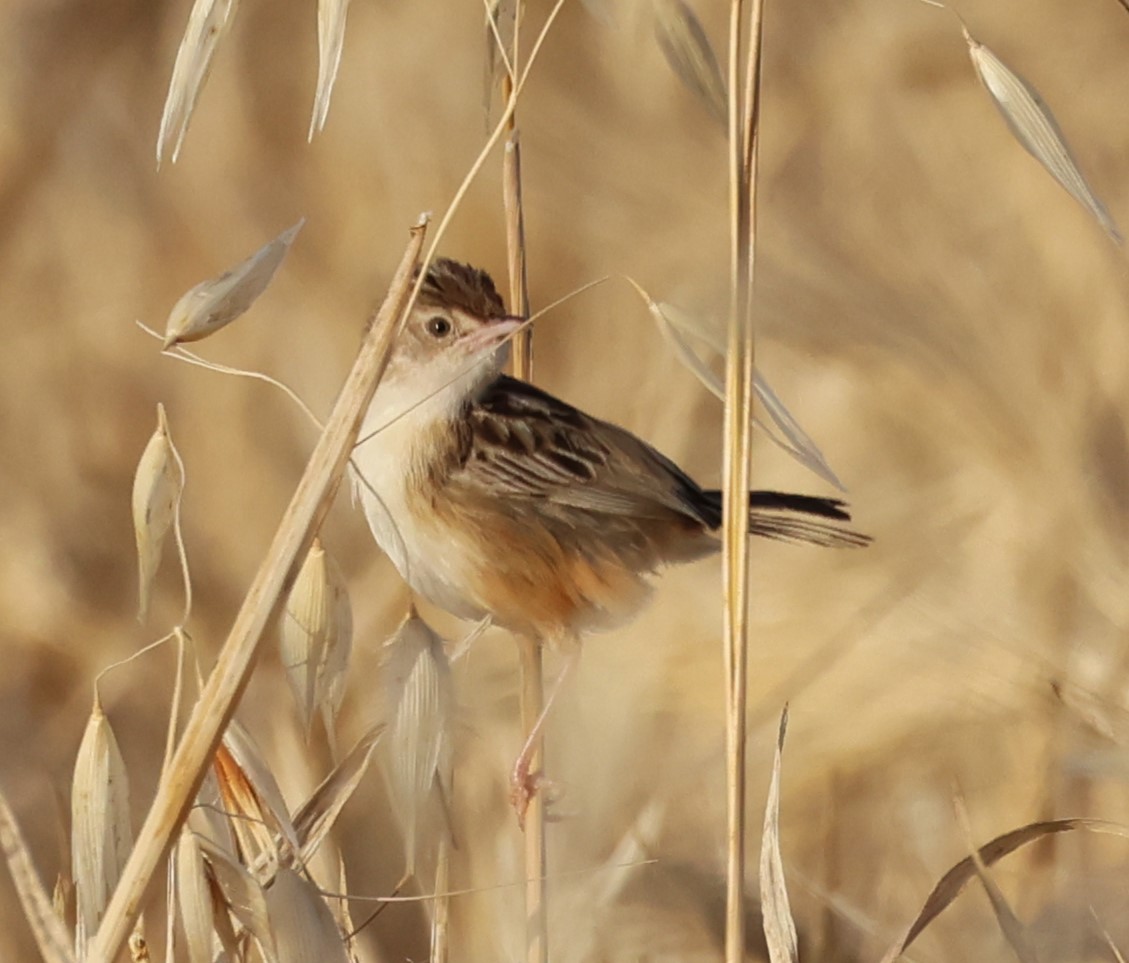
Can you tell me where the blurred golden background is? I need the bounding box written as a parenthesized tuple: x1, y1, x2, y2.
(3, 0, 1129, 958)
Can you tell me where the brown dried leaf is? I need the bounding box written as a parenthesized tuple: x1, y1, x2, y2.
(195, 833, 275, 960)
(381, 612, 455, 878)
(292, 724, 383, 863)
(651, 0, 725, 125)
(880, 818, 1129, 962)
(163, 219, 303, 348)
(132, 404, 182, 621)
(0, 789, 76, 963)
(71, 695, 132, 953)
(217, 722, 301, 865)
(279, 538, 353, 739)
(265, 868, 349, 963)
(963, 26, 1122, 245)
(310, 0, 352, 139)
(157, 0, 239, 165)
(760, 707, 798, 963)
(955, 797, 1039, 963)
(175, 830, 214, 963)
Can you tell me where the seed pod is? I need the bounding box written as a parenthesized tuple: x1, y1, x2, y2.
(132, 404, 182, 622)
(71, 695, 132, 954)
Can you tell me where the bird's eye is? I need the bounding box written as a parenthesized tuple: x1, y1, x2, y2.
(425, 315, 452, 339)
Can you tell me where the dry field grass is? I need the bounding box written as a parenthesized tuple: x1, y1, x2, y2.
(3, 0, 1129, 959)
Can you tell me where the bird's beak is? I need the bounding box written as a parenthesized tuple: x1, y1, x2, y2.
(463, 314, 526, 352)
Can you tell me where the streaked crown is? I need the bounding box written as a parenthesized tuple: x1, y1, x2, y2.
(416, 258, 506, 319)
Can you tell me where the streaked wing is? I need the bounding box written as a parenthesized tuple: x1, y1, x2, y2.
(450, 375, 714, 524)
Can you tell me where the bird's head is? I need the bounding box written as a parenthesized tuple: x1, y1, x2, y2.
(369, 259, 523, 425)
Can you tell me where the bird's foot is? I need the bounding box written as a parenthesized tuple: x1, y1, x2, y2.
(510, 756, 544, 830)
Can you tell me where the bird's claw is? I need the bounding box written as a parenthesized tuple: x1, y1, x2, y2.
(510, 758, 543, 830)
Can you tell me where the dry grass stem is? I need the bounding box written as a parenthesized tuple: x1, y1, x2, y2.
(162, 220, 304, 348)
(0, 789, 76, 963)
(157, 0, 239, 166)
(85, 220, 427, 963)
(494, 10, 549, 960)
(430, 838, 451, 963)
(310, 0, 352, 139)
(722, 0, 766, 958)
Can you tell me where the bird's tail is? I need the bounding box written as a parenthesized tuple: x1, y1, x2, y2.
(702, 490, 872, 548)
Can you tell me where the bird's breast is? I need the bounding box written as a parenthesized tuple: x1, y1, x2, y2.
(352, 404, 485, 620)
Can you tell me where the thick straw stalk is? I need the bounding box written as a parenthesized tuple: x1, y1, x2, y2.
(87, 221, 428, 963)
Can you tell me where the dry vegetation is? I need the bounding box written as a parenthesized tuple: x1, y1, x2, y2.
(3, 0, 1129, 959)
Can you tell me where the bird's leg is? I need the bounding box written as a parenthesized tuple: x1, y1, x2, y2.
(510, 647, 579, 826)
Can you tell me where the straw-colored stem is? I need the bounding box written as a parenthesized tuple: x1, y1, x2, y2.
(86, 221, 429, 963)
(518, 634, 547, 963)
(504, 129, 533, 374)
(500, 24, 546, 961)
(722, 0, 765, 960)
(430, 838, 451, 963)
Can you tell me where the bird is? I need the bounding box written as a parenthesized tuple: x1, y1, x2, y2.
(352, 258, 869, 811)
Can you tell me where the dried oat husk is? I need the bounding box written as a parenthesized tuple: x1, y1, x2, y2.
(380, 611, 455, 880)
(71, 695, 132, 954)
(163, 220, 303, 348)
(132, 404, 182, 622)
(279, 538, 353, 745)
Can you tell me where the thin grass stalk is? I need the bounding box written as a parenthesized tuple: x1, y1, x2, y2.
(86, 222, 428, 963)
(430, 837, 451, 963)
(499, 13, 547, 963)
(517, 636, 547, 963)
(722, 0, 766, 961)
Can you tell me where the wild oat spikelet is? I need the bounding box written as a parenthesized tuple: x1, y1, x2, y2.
(279, 538, 353, 744)
(163, 220, 304, 348)
(131, 404, 182, 622)
(71, 695, 132, 954)
(961, 24, 1122, 245)
(380, 611, 455, 880)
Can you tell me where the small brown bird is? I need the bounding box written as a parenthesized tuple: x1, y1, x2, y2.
(352, 259, 867, 808)
(354, 258, 867, 639)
